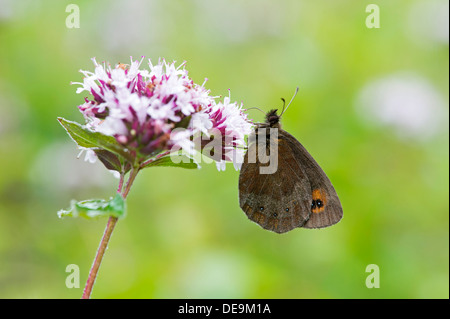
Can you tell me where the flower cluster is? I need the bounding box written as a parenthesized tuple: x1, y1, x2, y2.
(73, 57, 253, 170)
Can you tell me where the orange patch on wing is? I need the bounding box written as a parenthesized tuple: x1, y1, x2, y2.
(311, 188, 327, 214)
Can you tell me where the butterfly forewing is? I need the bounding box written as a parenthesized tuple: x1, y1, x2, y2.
(239, 130, 313, 233)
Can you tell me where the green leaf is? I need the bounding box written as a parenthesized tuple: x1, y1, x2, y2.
(57, 117, 133, 162)
(141, 154, 199, 170)
(58, 194, 126, 219)
(94, 149, 123, 172)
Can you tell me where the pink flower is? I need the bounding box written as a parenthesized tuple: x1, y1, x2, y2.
(73, 57, 253, 170)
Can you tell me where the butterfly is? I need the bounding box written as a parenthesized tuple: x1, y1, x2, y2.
(238, 88, 343, 233)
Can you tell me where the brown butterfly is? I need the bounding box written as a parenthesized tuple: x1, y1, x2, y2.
(238, 88, 343, 233)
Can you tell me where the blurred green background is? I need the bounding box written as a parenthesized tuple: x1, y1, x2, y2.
(0, 0, 448, 299)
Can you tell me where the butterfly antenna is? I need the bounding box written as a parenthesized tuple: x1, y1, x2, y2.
(245, 106, 266, 115)
(280, 87, 299, 116)
(280, 98, 286, 115)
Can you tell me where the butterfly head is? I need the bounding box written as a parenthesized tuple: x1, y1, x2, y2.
(265, 109, 281, 127)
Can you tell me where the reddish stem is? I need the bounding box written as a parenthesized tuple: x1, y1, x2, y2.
(139, 150, 171, 169)
(81, 215, 118, 299)
(81, 166, 139, 299)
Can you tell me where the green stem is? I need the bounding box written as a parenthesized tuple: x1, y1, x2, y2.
(81, 166, 140, 299)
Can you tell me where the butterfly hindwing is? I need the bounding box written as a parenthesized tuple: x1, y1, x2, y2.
(279, 129, 343, 229)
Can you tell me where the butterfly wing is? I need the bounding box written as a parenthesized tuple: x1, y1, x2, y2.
(278, 129, 343, 229)
(239, 130, 313, 233)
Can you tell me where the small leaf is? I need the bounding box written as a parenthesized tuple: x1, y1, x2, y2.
(141, 154, 198, 170)
(58, 194, 126, 219)
(57, 117, 133, 162)
(94, 149, 123, 172)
